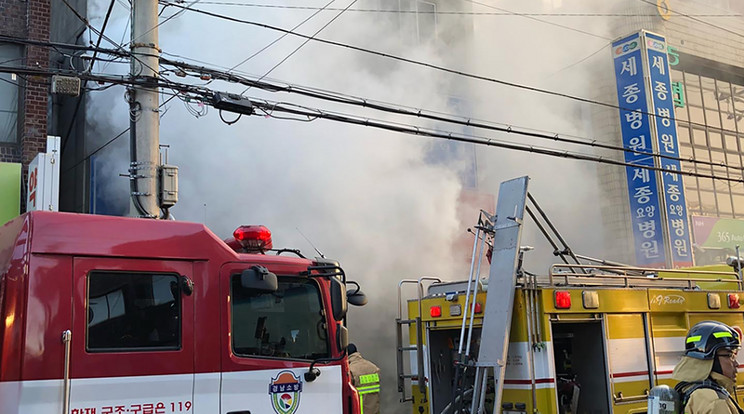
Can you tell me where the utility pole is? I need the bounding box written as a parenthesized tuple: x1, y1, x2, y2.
(128, 0, 160, 218)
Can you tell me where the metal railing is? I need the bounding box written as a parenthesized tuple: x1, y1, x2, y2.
(547, 264, 743, 290)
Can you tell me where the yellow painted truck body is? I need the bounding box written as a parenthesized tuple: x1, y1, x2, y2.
(401, 264, 744, 414)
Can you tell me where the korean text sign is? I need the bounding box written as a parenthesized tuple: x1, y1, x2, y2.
(612, 32, 668, 267)
(644, 32, 693, 267)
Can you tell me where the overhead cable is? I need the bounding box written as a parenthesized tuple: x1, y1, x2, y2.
(462, 0, 612, 40)
(227, 0, 338, 72)
(158, 58, 744, 174)
(193, 2, 742, 17)
(246, 97, 744, 184)
(158, 2, 744, 138)
(242, 0, 358, 93)
(6, 61, 741, 184)
(62, 0, 117, 153)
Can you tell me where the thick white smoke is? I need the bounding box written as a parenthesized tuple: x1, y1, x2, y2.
(85, 1, 635, 412)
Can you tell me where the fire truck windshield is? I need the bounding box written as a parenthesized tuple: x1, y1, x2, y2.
(231, 276, 330, 360)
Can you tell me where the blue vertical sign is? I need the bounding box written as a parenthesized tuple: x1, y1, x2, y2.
(644, 32, 693, 267)
(612, 33, 668, 267)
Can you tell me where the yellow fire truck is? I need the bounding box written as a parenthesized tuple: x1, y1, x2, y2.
(395, 177, 744, 414)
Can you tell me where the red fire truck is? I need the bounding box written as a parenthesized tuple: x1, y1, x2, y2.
(0, 211, 365, 414)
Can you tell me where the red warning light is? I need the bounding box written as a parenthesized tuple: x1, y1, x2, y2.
(430, 306, 442, 318)
(555, 291, 571, 309)
(729, 293, 740, 309)
(474, 302, 483, 314)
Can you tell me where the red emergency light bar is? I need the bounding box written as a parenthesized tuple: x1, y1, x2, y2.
(234, 225, 273, 251)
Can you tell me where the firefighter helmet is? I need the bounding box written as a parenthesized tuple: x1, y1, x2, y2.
(684, 320, 740, 360)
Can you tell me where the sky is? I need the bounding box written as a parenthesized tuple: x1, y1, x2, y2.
(84, 0, 647, 412)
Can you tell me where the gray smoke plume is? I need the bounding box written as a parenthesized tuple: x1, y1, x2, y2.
(84, 1, 636, 412)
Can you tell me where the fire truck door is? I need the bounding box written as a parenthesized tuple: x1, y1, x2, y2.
(70, 258, 195, 413)
(219, 263, 344, 414)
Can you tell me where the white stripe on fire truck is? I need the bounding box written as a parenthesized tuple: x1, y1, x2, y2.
(0, 366, 343, 414)
(503, 341, 556, 386)
(607, 338, 650, 383)
(652, 336, 686, 378)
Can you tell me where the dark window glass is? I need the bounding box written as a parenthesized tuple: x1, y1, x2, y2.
(231, 276, 329, 360)
(0, 43, 22, 143)
(87, 272, 181, 351)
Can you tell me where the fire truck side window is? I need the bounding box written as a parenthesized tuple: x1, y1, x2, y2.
(87, 272, 181, 351)
(231, 276, 330, 360)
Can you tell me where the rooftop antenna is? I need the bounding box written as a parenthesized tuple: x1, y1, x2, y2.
(297, 227, 325, 258)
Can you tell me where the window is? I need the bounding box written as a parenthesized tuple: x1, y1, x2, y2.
(87, 272, 181, 351)
(231, 276, 329, 360)
(0, 43, 22, 143)
(416, 1, 437, 42)
(672, 70, 744, 218)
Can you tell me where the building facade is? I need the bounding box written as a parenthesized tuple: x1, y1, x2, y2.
(0, 0, 51, 171)
(596, 0, 744, 266)
(0, 0, 88, 214)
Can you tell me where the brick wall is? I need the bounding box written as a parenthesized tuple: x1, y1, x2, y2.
(0, 0, 26, 38)
(0, 0, 51, 210)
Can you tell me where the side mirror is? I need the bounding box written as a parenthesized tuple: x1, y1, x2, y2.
(329, 278, 348, 321)
(347, 289, 368, 306)
(240, 265, 278, 292)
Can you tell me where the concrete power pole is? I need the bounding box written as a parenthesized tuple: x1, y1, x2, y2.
(129, 0, 160, 218)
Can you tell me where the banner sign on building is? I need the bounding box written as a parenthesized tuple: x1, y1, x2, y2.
(612, 32, 667, 267)
(644, 32, 693, 268)
(691, 216, 744, 249)
(26, 136, 60, 212)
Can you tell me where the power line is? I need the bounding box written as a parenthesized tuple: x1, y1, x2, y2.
(60, 0, 173, 86)
(60, 0, 127, 53)
(0, 35, 131, 58)
(62, 0, 117, 154)
(242, 0, 358, 94)
(193, 2, 743, 17)
(2, 33, 735, 176)
(158, 58, 744, 174)
(246, 96, 744, 184)
(61, 91, 182, 176)
(2, 61, 743, 184)
(550, 41, 610, 75)
(160, 2, 744, 139)
(227, 0, 337, 73)
(131, 0, 202, 46)
(102, 0, 133, 72)
(463, 0, 612, 41)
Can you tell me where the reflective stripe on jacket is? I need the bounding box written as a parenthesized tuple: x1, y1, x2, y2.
(349, 352, 381, 414)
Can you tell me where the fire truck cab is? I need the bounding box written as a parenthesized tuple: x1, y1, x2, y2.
(0, 211, 363, 414)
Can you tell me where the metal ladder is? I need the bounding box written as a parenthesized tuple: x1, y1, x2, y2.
(448, 210, 495, 414)
(396, 277, 441, 404)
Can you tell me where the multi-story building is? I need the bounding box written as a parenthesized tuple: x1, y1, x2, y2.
(0, 0, 51, 177)
(596, 0, 744, 266)
(0, 0, 88, 216)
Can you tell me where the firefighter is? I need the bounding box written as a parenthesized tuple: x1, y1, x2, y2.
(673, 320, 744, 414)
(348, 343, 380, 414)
